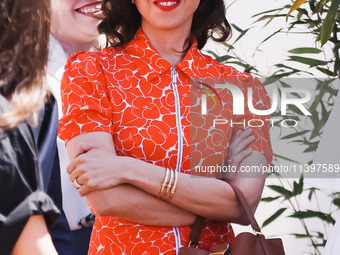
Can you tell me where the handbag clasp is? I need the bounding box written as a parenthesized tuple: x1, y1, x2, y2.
(253, 229, 264, 236)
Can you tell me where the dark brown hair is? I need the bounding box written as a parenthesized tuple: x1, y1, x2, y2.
(0, 0, 50, 129)
(99, 0, 232, 50)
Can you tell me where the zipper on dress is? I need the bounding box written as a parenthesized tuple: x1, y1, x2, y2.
(171, 66, 183, 254)
(171, 67, 183, 172)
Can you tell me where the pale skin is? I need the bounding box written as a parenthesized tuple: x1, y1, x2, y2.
(65, 0, 268, 227)
(50, 0, 103, 56)
(12, 215, 58, 255)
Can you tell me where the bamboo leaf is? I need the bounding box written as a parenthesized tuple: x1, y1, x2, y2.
(332, 198, 340, 207)
(323, 83, 338, 97)
(255, 14, 290, 23)
(281, 130, 310, 139)
(316, 0, 325, 13)
(206, 50, 219, 59)
(317, 67, 336, 76)
(320, 101, 329, 123)
(258, 28, 284, 47)
(289, 210, 335, 224)
(262, 196, 282, 202)
(320, 0, 340, 46)
(309, 87, 326, 112)
(225, 61, 258, 72)
(334, 43, 340, 51)
(288, 56, 328, 66)
(275, 64, 299, 71)
(311, 111, 319, 127)
(225, 0, 238, 11)
(215, 55, 234, 63)
(262, 72, 299, 85)
(287, 0, 307, 21)
(267, 185, 294, 199)
(310, 128, 321, 141)
(288, 104, 306, 115)
(308, 188, 317, 201)
(310, 111, 324, 139)
(233, 28, 251, 44)
(252, 6, 290, 18)
(297, 7, 309, 16)
(262, 208, 287, 228)
(220, 42, 235, 51)
(292, 233, 311, 238)
(288, 47, 322, 54)
(231, 24, 243, 33)
(316, 232, 325, 239)
(309, 0, 316, 12)
(293, 175, 304, 195)
(304, 144, 319, 153)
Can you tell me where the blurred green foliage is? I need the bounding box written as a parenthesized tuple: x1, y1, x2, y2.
(212, 1, 340, 254)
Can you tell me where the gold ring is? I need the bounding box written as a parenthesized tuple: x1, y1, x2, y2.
(73, 178, 82, 189)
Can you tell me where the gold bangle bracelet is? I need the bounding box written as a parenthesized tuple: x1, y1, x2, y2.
(158, 168, 170, 199)
(167, 170, 178, 201)
(163, 169, 174, 201)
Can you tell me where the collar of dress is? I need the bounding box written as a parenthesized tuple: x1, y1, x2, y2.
(125, 28, 213, 83)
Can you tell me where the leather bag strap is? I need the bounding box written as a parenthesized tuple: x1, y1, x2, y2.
(231, 185, 262, 233)
(189, 183, 263, 245)
(189, 215, 205, 247)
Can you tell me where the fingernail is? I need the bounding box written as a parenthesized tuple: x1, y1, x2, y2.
(246, 128, 252, 133)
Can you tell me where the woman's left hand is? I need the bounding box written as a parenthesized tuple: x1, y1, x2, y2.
(67, 148, 128, 196)
(226, 128, 255, 169)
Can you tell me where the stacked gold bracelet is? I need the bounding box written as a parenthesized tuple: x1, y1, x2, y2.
(157, 168, 178, 202)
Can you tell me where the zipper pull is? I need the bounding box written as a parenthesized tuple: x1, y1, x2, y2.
(171, 67, 177, 83)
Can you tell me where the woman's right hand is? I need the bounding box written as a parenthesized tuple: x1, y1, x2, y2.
(226, 128, 255, 170)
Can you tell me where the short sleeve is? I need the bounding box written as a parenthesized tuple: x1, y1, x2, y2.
(233, 77, 273, 164)
(58, 52, 114, 143)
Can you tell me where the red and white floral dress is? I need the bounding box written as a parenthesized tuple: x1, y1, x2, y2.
(58, 29, 272, 255)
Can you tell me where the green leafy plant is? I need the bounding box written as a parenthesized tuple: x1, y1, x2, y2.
(210, 0, 340, 254)
(215, 0, 339, 78)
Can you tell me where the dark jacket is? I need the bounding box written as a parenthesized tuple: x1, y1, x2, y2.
(0, 95, 59, 255)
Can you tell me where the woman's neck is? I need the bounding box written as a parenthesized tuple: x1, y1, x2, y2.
(56, 37, 101, 57)
(141, 23, 191, 66)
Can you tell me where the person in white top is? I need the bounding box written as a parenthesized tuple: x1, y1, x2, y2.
(45, 0, 104, 253)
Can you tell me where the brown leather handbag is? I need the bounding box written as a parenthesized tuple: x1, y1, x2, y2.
(179, 185, 286, 255)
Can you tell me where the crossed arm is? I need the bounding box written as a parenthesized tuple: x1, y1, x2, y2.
(66, 131, 267, 227)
